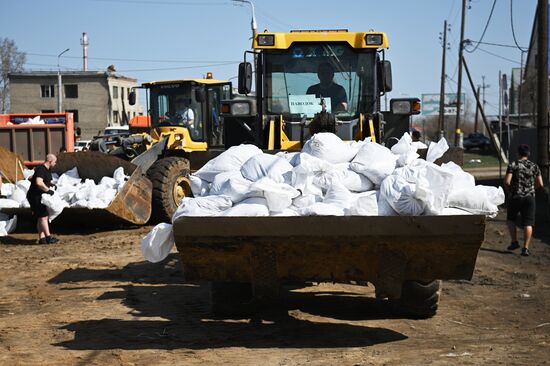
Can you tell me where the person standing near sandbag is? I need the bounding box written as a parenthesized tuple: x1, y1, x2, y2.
(27, 154, 59, 244)
(504, 144, 544, 256)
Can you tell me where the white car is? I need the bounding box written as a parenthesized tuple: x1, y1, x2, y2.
(74, 140, 91, 152)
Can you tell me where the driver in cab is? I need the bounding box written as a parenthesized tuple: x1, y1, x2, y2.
(174, 97, 195, 130)
(306, 62, 348, 113)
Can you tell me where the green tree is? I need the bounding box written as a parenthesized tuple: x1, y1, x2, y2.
(0, 38, 26, 113)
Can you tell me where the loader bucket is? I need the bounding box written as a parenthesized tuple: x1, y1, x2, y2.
(2, 152, 152, 226)
(172, 215, 486, 286)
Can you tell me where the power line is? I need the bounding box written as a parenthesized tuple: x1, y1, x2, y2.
(476, 46, 522, 64)
(510, 0, 528, 51)
(27, 52, 238, 64)
(464, 40, 526, 49)
(465, 0, 497, 53)
(89, 0, 227, 5)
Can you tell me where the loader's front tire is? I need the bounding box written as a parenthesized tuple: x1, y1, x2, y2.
(147, 157, 191, 223)
(393, 280, 441, 319)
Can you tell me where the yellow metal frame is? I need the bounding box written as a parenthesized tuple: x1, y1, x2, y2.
(253, 30, 389, 50)
(149, 126, 208, 152)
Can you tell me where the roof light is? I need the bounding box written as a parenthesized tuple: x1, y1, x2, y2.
(257, 34, 275, 46)
(365, 34, 383, 46)
(206, 72, 213, 79)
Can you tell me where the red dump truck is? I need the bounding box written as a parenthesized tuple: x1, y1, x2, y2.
(0, 112, 75, 166)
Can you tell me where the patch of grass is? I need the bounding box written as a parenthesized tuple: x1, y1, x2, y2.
(463, 152, 501, 168)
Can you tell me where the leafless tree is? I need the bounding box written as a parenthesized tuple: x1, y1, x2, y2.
(0, 38, 26, 113)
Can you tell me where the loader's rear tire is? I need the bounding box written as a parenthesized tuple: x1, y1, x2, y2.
(393, 280, 441, 319)
(210, 282, 254, 315)
(147, 157, 191, 223)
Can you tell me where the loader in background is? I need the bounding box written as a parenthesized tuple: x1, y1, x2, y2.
(171, 29, 482, 318)
(92, 77, 232, 222)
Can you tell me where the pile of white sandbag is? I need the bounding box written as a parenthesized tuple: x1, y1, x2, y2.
(141, 132, 505, 262)
(0, 166, 129, 226)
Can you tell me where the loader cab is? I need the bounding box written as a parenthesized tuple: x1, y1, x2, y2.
(142, 79, 232, 148)
(222, 30, 419, 150)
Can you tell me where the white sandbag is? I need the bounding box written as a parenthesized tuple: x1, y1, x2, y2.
(297, 202, 345, 216)
(276, 151, 300, 166)
(396, 151, 420, 168)
(341, 168, 374, 192)
(414, 163, 454, 215)
(323, 180, 355, 210)
(426, 137, 449, 163)
(96, 187, 117, 205)
(70, 199, 89, 208)
(141, 223, 175, 263)
(241, 153, 293, 183)
(250, 177, 300, 213)
(9, 186, 27, 204)
(99, 176, 117, 189)
(57, 167, 81, 187)
(222, 197, 270, 216)
(1, 183, 15, 197)
(0, 214, 17, 237)
(23, 169, 34, 179)
(86, 198, 109, 209)
(41, 193, 69, 222)
(113, 167, 127, 186)
(54, 184, 79, 202)
(350, 142, 398, 185)
(16, 180, 31, 194)
(292, 193, 322, 209)
(302, 133, 357, 164)
(392, 159, 428, 183)
(194, 144, 263, 182)
(172, 195, 232, 221)
(189, 175, 210, 197)
(271, 207, 300, 216)
(380, 175, 425, 216)
(0, 198, 20, 209)
(291, 153, 335, 196)
(209, 171, 258, 203)
(438, 207, 473, 216)
(348, 191, 378, 216)
(378, 196, 399, 216)
(441, 161, 476, 193)
(448, 185, 504, 217)
(391, 132, 416, 155)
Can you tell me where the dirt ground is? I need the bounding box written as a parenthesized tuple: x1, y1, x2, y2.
(0, 209, 549, 366)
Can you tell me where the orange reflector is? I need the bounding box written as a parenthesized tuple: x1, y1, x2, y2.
(206, 72, 213, 79)
(413, 101, 422, 113)
(221, 104, 230, 113)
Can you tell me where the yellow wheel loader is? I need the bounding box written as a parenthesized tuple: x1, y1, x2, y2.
(170, 29, 483, 318)
(92, 78, 232, 222)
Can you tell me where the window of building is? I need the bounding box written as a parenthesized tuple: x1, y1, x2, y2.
(41, 109, 55, 113)
(41, 85, 55, 98)
(66, 109, 79, 122)
(113, 111, 119, 123)
(113, 86, 118, 99)
(64, 84, 78, 98)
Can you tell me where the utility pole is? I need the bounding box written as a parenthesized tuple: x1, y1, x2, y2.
(474, 85, 481, 132)
(481, 75, 490, 113)
(454, 0, 467, 146)
(537, 0, 549, 181)
(438, 20, 449, 140)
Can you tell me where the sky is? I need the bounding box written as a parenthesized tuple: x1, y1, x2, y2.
(1, 0, 538, 117)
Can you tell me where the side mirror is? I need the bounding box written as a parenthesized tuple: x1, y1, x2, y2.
(238, 62, 253, 95)
(128, 91, 136, 105)
(195, 88, 206, 103)
(377, 60, 393, 93)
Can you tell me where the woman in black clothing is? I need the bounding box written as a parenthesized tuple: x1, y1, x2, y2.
(27, 154, 58, 244)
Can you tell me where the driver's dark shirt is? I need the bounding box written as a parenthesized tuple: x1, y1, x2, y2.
(306, 83, 348, 111)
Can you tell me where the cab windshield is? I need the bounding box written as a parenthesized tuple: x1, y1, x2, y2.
(150, 83, 204, 140)
(263, 42, 377, 119)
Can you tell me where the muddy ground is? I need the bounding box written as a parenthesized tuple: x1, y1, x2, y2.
(0, 209, 549, 366)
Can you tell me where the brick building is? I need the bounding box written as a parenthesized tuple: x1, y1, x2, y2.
(8, 71, 143, 139)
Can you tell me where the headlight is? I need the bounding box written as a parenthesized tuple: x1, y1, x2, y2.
(365, 34, 383, 46)
(174, 134, 183, 141)
(257, 34, 275, 46)
(390, 98, 421, 115)
(231, 102, 251, 115)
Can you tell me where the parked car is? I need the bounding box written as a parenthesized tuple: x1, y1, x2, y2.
(463, 132, 491, 150)
(74, 140, 91, 152)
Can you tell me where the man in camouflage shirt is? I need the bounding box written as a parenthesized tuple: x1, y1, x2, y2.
(504, 144, 544, 256)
